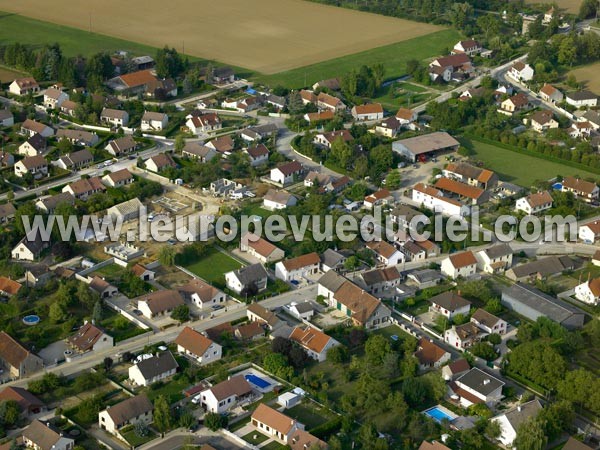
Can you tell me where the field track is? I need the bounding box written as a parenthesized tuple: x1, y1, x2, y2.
(0, 0, 442, 74)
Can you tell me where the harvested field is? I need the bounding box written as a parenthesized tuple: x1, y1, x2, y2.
(0, 65, 27, 83)
(526, 0, 581, 13)
(0, 0, 442, 74)
(568, 62, 600, 92)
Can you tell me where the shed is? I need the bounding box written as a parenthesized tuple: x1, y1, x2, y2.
(277, 391, 301, 409)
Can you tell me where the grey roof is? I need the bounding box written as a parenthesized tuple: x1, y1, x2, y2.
(429, 291, 471, 311)
(106, 394, 153, 426)
(213, 66, 235, 78)
(407, 269, 443, 284)
(37, 192, 74, 211)
(457, 368, 504, 395)
(320, 249, 345, 268)
(582, 110, 600, 126)
(567, 90, 597, 101)
(391, 204, 423, 221)
(502, 283, 584, 324)
(318, 270, 347, 293)
(498, 182, 525, 194)
(471, 308, 502, 328)
(0, 109, 13, 121)
(292, 302, 315, 314)
(233, 263, 268, 285)
(484, 244, 513, 259)
(508, 256, 573, 279)
(392, 132, 460, 156)
(107, 198, 143, 218)
(497, 399, 543, 430)
(361, 267, 401, 286)
(134, 351, 178, 380)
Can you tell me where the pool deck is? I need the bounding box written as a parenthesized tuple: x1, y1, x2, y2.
(423, 404, 459, 423)
(234, 368, 279, 394)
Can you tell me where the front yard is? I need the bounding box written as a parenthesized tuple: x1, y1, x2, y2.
(183, 247, 243, 284)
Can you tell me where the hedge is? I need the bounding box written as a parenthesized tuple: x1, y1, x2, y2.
(310, 416, 342, 439)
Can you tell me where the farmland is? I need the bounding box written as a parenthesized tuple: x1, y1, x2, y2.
(0, 0, 443, 75)
(0, 65, 27, 82)
(568, 61, 600, 92)
(526, 0, 581, 13)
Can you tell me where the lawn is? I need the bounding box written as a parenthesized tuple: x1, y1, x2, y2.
(568, 60, 600, 93)
(464, 137, 600, 186)
(285, 402, 336, 431)
(241, 431, 270, 445)
(122, 428, 157, 447)
(261, 441, 288, 450)
(100, 308, 148, 342)
(373, 84, 437, 111)
(241, 202, 276, 220)
(254, 28, 462, 88)
(183, 247, 243, 284)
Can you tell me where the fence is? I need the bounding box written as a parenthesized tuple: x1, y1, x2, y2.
(75, 258, 117, 282)
(222, 429, 259, 449)
(104, 300, 151, 330)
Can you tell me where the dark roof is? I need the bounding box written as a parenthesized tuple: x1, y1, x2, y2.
(456, 368, 504, 395)
(320, 249, 345, 268)
(499, 399, 543, 429)
(232, 263, 268, 285)
(361, 267, 401, 286)
(567, 90, 597, 101)
(484, 244, 513, 259)
(105, 394, 153, 427)
(318, 270, 347, 293)
(0, 331, 36, 369)
(22, 420, 66, 450)
(0, 387, 44, 411)
(509, 256, 573, 279)
(446, 358, 470, 374)
(207, 375, 252, 401)
(429, 291, 471, 311)
(37, 192, 74, 211)
(471, 309, 502, 329)
(134, 352, 178, 379)
(562, 437, 595, 450)
(68, 322, 110, 352)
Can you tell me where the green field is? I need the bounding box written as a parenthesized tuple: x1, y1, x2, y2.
(253, 28, 461, 88)
(465, 138, 600, 186)
(183, 247, 243, 283)
(373, 85, 437, 111)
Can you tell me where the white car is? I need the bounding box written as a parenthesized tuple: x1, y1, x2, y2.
(191, 394, 202, 404)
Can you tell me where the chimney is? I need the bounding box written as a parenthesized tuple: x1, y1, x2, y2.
(483, 379, 490, 385)
(457, 290, 461, 296)
(517, 405, 522, 412)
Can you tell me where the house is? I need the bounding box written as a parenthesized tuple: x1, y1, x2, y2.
(440, 251, 477, 279)
(210, 178, 245, 197)
(62, 176, 105, 200)
(102, 168, 134, 188)
(452, 39, 482, 55)
(515, 190, 553, 214)
(106, 197, 143, 223)
(528, 110, 559, 133)
(358, 267, 401, 295)
(0, 331, 43, 378)
(459, 87, 486, 101)
(8, 77, 39, 96)
(566, 91, 598, 108)
(419, 442, 451, 450)
(562, 437, 595, 450)
(491, 399, 543, 447)
(175, 326, 222, 365)
(22, 420, 74, 450)
(539, 84, 563, 103)
(303, 111, 335, 124)
(11, 231, 48, 261)
(275, 252, 320, 282)
(54, 148, 94, 170)
(222, 96, 260, 113)
(475, 244, 513, 274)
(186, 113, 221, 135)
(449, 367, 505, 407)
(374, 117, 403, 138)
(434, 177, 487, 205)
(328, 278, 392, 328)
(270, 161, 303, 185)
(507, 61, 534, 82)
(392, 132, 460, 163)
(415, 337, 451, 370)
(107, 70, 177, 98)
(579, 220, 600, 243)
(60, 100, 78, 117)
(199, 375, 253, 414)
(240, 124, 278, 142)
(56, 129, 99, 147)
(24, 265, 51, 287)
(442, 358, 470, 381)
(43, 88, 68, 109)
(263, 189, 297, 210)
(100, 108, 129, 127)
(128, 351, 179, 386)
(506, 256, 574, 282)
(412, 183, 469, 217)
(0, 151, 14, 168)
(442, 162, 498, 190)
(428, 54, 472, 83)
(312, 78, 340, 91)
(234, 321, 265, 341)
(288, 301, 317, 320)
(580, 110, 600, 129)
(317, 92, 346, 112)
(206, 135, 235, 154)
(401, 241, 427, 262)
(251, 404, 303, 444)
(145, 153, 176, 172)
(181, 143, 216, 162)
(0, 277, 21, 297)
(137, 290, 184, 319)
(225, 263, 268, 294)
(98, 394, 153, 435)
(89, 276, 118, 298)
(0, 387, 44, 418)
(499, 93, 530, 115)
(351, 103, 384, 121)
(211, 66, 236, 84)
(131, 264, 155, 281)
(141, 111, 168, 131)
(19, 134, 47, 156)
(313, 129, 353, 149)
(245, 144, 269, 166)
(263, 94, 286, 110)
(179, 279, 226, 308)
(289, 326, 339, 361)
(0, 203, 16, 223)
(501, 283, 585, 329)
(561, 176, 599, 203)
(240, 233, 284, 263)
(429, 291, 471, 319)
(574, 277, 600, 305)
(288, 430, 328, 450)
(105, 136, 138, 156)
(21, 119, 54, 138)
(366, 240, 404, 266)
(471, 308, 507, 334)
(569, 121, 593, 138)
(67, 322, 113, 353)
(14, 155, 48, 179)
(0, 109, 13, 128)
(364, 189, 393, 209)
(247, 303, 281, 330)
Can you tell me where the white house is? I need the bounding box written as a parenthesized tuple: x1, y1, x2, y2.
(22, 420, 74, 450)
(178, 278, 226, 308)
(412, 183, 470, 217)
(578, 220, 600, 243)
(186, 113, 221, 135)
(429, 291, 471, 319)
(174, 326, 222, 365)
(471, 308, 507, 335)
(444, 322, 483, 350)
(14, 155, 48, 179)
(562, 176, 599, 203)
(128, 352, 178, 387)
(289, 326, 339, 362)
(136, 290, 184, 319)
(574, 278, 600, 306)
(9, 78, 39, 96)
(475, 244, 513, 274)
(0, 109, 14, 127)
(566, 91, 598, 108)
(100, 108, 129, 127)
(67, 323, 113, 353)
(11, 232, 46, 261)
(491, 400, 543, 447)
(43, 88, 68, 109)
(98, 394, 153, 436)
(241, 233, 285, 263)
(449, 368, 505, 408)
(198, 375, 253, 414)
(351, 103, 384, 121)
(414, 337, 451, 371)
(245, 144, 269, 166)
(225, 263, 268, 294)
(275, 252, 320, 282)
(144, 153, 176, 173)
(507, 61, 534, 83)
(366, 240, 404, 266)
(270, 161, 303, 185)
(263, 189, 297, 210)
(21, 119, 54, 138)
(440, 251, 477, 279)
(18, 134, 47, 157)
(452, 39, 482, 56)
(141, 111, 168, 131)
(251, 404, 303, 444)
(515, 191, 553, 215)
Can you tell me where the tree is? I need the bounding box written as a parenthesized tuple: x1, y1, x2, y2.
(103, 357, 113, 373)
(330, 137, 353, 169)
(175, 134, 185, 152)
(153, 395, 171, 434)
(171, 304, 190, 322)
(49, 302, 68, 323)
(288, 346, 309, 369)
(204, 412, 227, 431)
(326, 345, 349, 365)
(364, 334, 391, 366)
(0, 400, 20, 428)
(385, 170, 401, 189)
(487, 333, 502, 345)
(134, 421, 149, 437)
(159, 246, 175, 266)
(14, 202, 37, 235)
(539, 400, 574, 441)
(178, 407, 196, 429)
(514, 417, 547, 450)
(263, 353, 293, 380)
(470, 342, 497, 361)
(271, 337, 292, 355)
(92, 301, 103, 324)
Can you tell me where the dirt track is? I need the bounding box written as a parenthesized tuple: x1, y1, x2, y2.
(0, 0, 441, 74)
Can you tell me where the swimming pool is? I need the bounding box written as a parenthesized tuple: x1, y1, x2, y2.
(245, 374, 271, 389)
(552, 182, 563, 190)
(423, 405, 457, 423)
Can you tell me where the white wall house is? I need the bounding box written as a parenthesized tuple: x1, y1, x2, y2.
(275, 253, 320, 282)
(451, 368, 505, 408)
(141, 112, 168, 131)
(413, 183, 470, 217)
(289, 326, 339, 362)
(128, 352, 178, 387)
(174, 326, 222, 365)
(579, 220, 600, 243)
(491, 400, 543, 447)
(475, 244, 513, 274)
(440, 251, 477, 279)
(199, 375, 253, 414)
(98, 394, 153, 436)
(574, 278, 600, 306)
(515, 191, 553, 215)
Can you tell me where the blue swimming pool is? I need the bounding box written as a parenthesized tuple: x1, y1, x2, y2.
(552, 182, 563, 190)
(245, 374, 271, 389)
(423, 406, 456, 423)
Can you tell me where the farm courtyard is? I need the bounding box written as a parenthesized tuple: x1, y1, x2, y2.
(0, 0, 442, 74)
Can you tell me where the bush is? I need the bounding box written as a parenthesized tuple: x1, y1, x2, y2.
(311, 417, 342, 439)
(204, 412, 228, 431)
